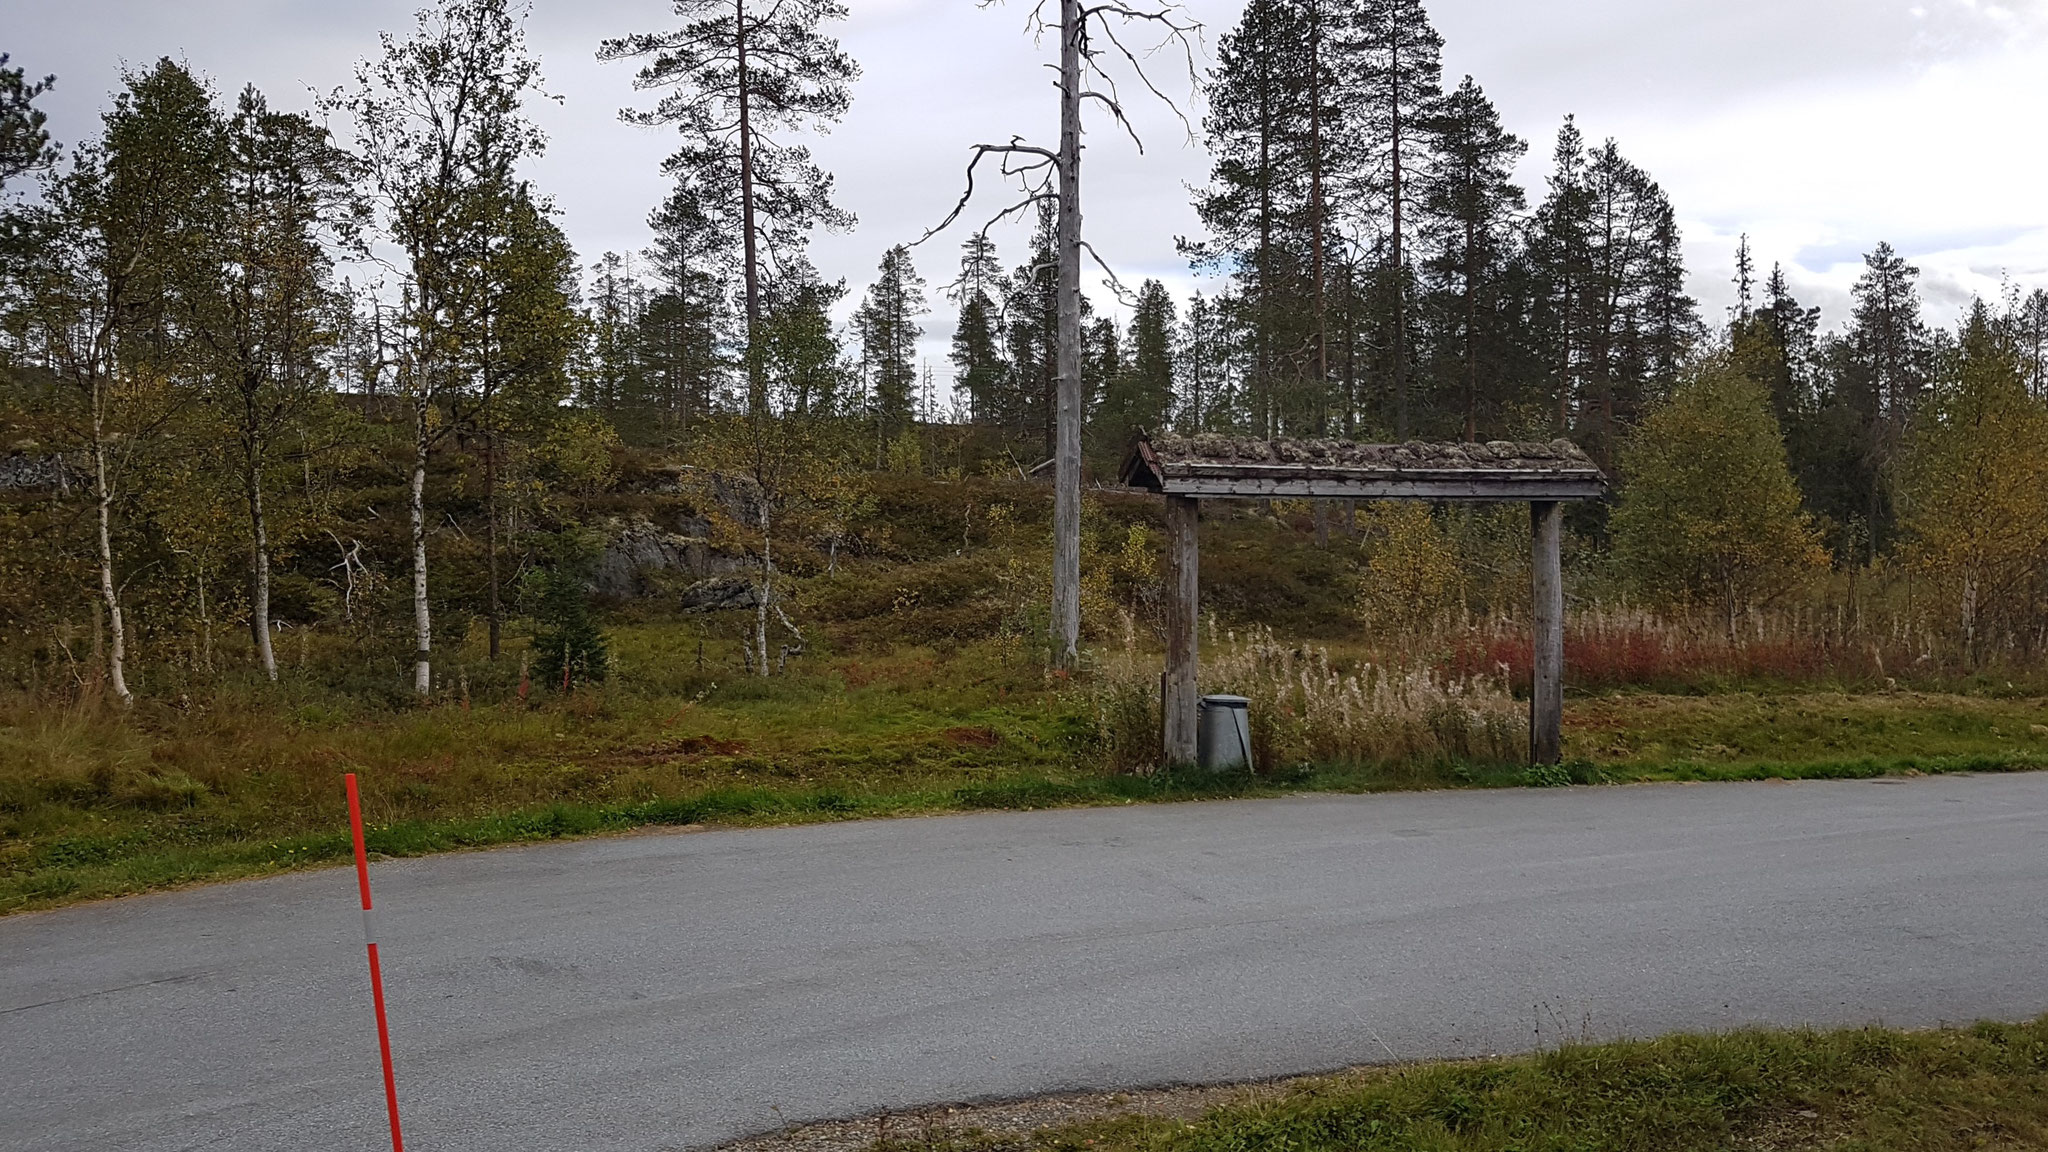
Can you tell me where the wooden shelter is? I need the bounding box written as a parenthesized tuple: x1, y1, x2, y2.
(1120, 435, 1608, 766)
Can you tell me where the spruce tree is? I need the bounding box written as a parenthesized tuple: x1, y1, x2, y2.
(947, 233, 1006, 428)
(761, 261, 845, 416)
(1005, 202, 1062, 456)
(1419, 75, 1524, 441)
(1529, 125, 1695, 465)
(854, 244, 926, 436)
(1827, 241, 1932, 559)
(582, 252, 645, 414)
(1176, 291, 1233, 432)
(1094, 279, 1176, 455)
(600, 0, 857, 415)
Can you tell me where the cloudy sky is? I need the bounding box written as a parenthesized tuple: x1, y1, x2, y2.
(9, 0, 2047, 380)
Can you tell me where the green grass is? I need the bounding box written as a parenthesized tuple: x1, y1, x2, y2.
(877, 1018, 2048, 1152)
(7, 634, 2048, 915)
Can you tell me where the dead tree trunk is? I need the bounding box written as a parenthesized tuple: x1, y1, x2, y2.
(1051, 0, 1085, 671)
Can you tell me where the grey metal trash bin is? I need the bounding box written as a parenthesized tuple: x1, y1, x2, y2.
(1196, 694, 1252, 772)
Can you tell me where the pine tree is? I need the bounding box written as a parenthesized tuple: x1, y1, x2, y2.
(1419, 75, 1524, 441)
(0, 53, 57, 188)
(854, 244, 926, 436)
(1191, 0, 1313, 438)
(1340, 0, 1445, 438)
(600, 0, 857, 416)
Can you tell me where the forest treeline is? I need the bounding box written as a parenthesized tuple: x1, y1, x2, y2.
(5, 0, 2048, 709)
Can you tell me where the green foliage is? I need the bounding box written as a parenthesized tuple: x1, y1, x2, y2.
(1613, 354, 1829, 626)
(524, 528, 610, 690)
(1897, 304, 2048, 660)
(1354, 502, 1464, 630)
(973, 1018, 2048, 1152)
(0, 52, 58, 187)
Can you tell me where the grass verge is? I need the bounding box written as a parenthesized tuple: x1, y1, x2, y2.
(845, 1017, 2048, 1152)
(6, 672, 2048, 915)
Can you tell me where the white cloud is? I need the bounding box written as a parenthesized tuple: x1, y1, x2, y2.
(9, 0, 2048, 382)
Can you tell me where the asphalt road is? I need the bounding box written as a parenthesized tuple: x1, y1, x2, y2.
(6, 774, 2048, 1152)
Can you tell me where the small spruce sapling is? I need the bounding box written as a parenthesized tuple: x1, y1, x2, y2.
(524, 529, 610, 691)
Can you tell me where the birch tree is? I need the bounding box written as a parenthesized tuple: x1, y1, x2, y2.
(337, 0, 549, 696)
(195, 86, 361, 681)
(10, 60, 220, 704)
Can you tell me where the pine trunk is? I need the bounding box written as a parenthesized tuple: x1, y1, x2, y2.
(756, 498, 772, 678)
(736, 0, 764, 417)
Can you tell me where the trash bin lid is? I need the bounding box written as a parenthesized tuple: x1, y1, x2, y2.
(1199, 694, 1251, 708)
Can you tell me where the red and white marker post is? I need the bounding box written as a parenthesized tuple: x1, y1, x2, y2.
(346, 773, 406, 1152)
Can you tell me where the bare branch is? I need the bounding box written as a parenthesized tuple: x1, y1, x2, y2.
(1080, 241, 1138, 306)
(916, 138, 1062, 245)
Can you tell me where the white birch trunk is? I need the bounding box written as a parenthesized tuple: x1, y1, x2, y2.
(248, 471, 277, 681)
(411, 404, 432, 697)
(93, 426, 132, 707)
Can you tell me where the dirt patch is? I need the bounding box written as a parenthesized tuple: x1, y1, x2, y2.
(619, 736, 751, 762)
(713, 1081, 1299, 1152)
(942, 727, 1001, 749)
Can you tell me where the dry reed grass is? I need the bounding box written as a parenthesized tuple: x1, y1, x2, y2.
(1087, 617, 1525, 774)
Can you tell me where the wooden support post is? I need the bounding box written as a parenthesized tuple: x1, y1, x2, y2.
(1163, 495, 1200, 766)
(1530, 501, 1564, 765)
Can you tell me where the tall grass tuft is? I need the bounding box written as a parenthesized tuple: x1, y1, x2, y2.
(1086, 618, 1525, 775)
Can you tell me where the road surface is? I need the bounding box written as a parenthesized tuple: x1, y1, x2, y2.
(6, 774, 2048, 1151)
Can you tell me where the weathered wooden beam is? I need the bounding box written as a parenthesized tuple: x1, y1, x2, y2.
(1160, 476, 1607, 501)
(1530, 500, 1565, 765)
(1163, 495, 1200, 767)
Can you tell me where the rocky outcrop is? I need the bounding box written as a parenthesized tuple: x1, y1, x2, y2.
(593, 515, 739, 599)
(678, 575, 759, 614)
(0, 454, 72, 492)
